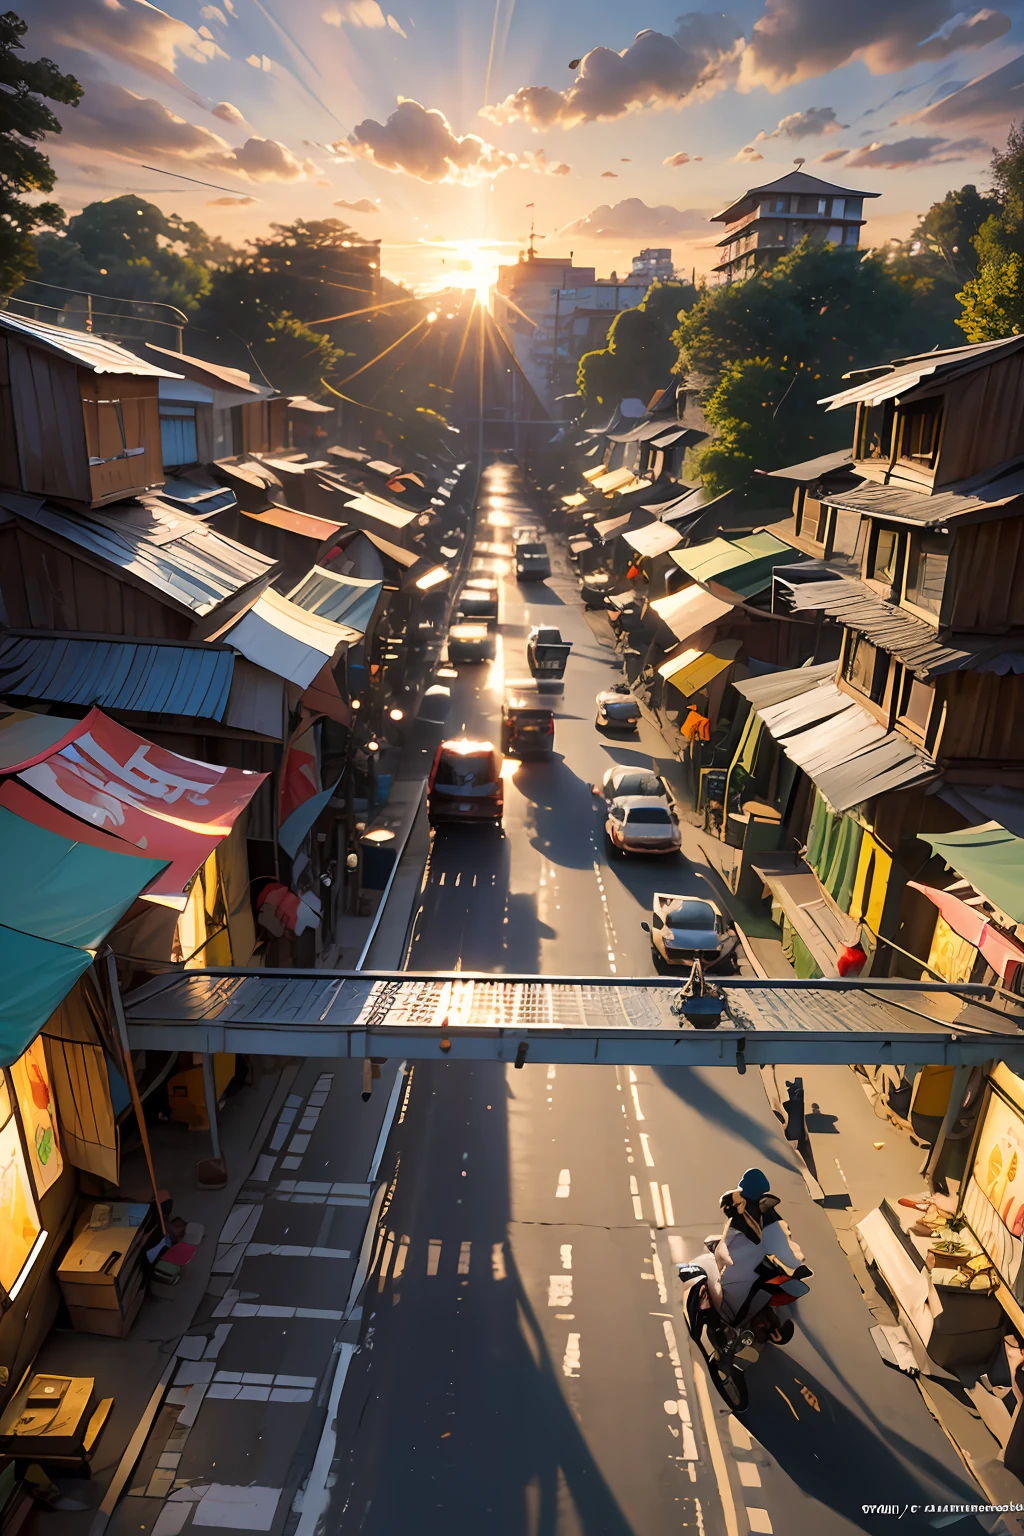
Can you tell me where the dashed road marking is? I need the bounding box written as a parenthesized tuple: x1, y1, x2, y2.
(629, 1175, 644, 1221)
(560, 1243, 572, 1270)
(562, 1334, 581, 1378)
(650, 1182, 666, 1228)
(661, 1184, 675, 1226)
(491, 1243, 506, 1280)
(640, 1132, 655, 1167)
(747, 1510, 773, 1533)
(737, 1462, 761, 1488)
(548, 1275, 573, 1307)
(426, 1239, 442, 1276)
(630, 1084, 645, 1122)
(555, 1168, 571, 1198)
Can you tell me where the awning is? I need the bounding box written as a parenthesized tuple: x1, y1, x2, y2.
(752, 856, 861, 978)
(0, 635, 235, 721)
(919, 823, 1024, 925)
(366, 459, 401, 477)
(591, 468, 639, 494)
(287, 566, 381, 634)
(734, 668, 936, 813)
(608, 418, 676, 444)
(361, 529, 419, 568)
(561, 493, 589, 508)
(582, 466, 606, 484)
(242, 505, 344, 543)
(671, 531, 804, 600)
(909, 882, 1024, 983)
(288, 396, 334, 413)
(649, 586, 734, 645)
(594, 512, 633, 541)
(337, 494, 417, 530)
(622, 521, 682, 558)
(658, 638, 742, 693)
(0, 709, 91, 772)
(11, 707, 267, 907)
(222, 588, 358, 689)
(568, 535, 595, 553)
(761, 449, 854, 483)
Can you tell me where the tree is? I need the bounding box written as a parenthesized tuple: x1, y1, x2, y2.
(911, 184, 999, 283)
(956, 123, 1024, 341)
(0, 11, 81, 293)
(676, 238, 963, 488)
(245, 311, 341, 398)
(576, 280, 697, 410)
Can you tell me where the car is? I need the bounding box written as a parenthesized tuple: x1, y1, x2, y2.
(447, 622, 496, 664)
(595, 683, 640, 730)
(597, 765, 671, 804)
(641, 893, 740, 972)
(580, 571, 612, 609)
(417, 684, 452, 725)
(527, 625, 572, 678)
(515, 539, 551, 580)
(605, 797, 682, 858)
(457, 581, 499, 629)
(501, 682, 557, 758)
(427, 739, 504, 827)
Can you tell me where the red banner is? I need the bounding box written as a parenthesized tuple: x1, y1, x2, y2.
(16, 708, 266, 907)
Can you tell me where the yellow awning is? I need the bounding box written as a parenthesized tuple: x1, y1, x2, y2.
(581, 466, 606, 483)
(658, 638, 742, 693)
(561, 492, 588, 507)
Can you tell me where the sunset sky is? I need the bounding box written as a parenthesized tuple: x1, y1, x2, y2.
(27, 0, 1024, 294)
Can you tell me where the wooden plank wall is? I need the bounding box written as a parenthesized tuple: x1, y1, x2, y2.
(0, 338, 22, 489)
(946, 514, 1024, 631)
(6, 341, 90, 500)
(80, 376, 163, 503)
(937, 669, 1024, 764)
(932, 351, 1024, 488)
(0, 524, 191, 637)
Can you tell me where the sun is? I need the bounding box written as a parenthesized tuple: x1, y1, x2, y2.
(430, 240, 506, 309)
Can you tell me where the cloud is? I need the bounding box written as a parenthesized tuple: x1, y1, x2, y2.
(58, 84, 316, 183)
(387, 14, 407, 37)
(335, 197, 379, 212)
(246, 54, 274, 70)
(206, 195, 259, 205)
(28, 0, 225, 105)
(903, 52, 1024, 131)
(817, 147, 849, 162)
(600, 170, 618, 177)
(212, 101, 246, 124)
(322, 1, 386, 24)
(735, 145, 765, 161)
(482, 16, 743, 129)
(200, 5, 229, 23)
(758, 105, 847, 139)
(842, 133, 988, 167)
(664, 151, 694, 166)
(336, 100, 565, 183)
(740, 0, 1011, 90)
(560, 197, 711, 239)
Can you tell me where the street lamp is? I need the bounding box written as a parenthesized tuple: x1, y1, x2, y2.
(389, 707, 404, 721)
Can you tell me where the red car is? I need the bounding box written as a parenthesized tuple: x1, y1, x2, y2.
(427, 739, 504, 827)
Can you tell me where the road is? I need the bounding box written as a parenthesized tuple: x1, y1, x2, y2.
(329, 461, 985, 1535)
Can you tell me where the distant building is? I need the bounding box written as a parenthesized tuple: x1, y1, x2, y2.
(631, 248, 674, 282)
(710, 171, 879, 284)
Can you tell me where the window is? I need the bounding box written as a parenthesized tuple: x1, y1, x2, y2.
(816, 197, 828, 215)
(846, 199, 862, 220)
(773, 197, 788, 212)
(831, 198, 846, 218)
(826, 224, 843, 244)
(159, 406, 198, 468)
(904, 531, 949, 617)
(869, 527, 903, 586)
(856, 401, 894, 460)
(897, 401, 943, 466)
(844, 226, 859, 245)
(814, 502, 831, 545)
(898, 672, 934, 733)
(843, 632, 887, 702)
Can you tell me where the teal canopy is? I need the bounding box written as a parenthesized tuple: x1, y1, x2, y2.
(920, 821, 1024, 925)
(0, 806, 167, 1065)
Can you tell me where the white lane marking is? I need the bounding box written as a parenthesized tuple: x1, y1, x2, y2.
(630, 1084, 645, 1122)
(548, 1275, 573, 1307)
(547, 1064, 556, 1080)
(728, 1418, 752, 1451)
(555, 1168, 571, 1198)
(628, 1068, 638, 1083)
(651, 1247, 668, 1304)
(640, 1133, 655, 1167)
(491, 1243, 506, 1281)
(426, 1239, 442, 1276)
(562, 1334, 581, 1378)
(737, 1463, 762, 1488)
(661, 1184, 676, 1227)
(692, 1366, 740, 1536)
(457, 1241, 472, 1275)
(292, 1343, 353, 1536)
(629, 1176, 644, 1221)
(560, 1243, 572, 1270)
(747, 1510, 773, 1534)
(650, 1182, 666, 1229)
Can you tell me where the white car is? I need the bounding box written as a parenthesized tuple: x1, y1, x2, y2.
(598, 766, 671, 805)
(605, 797, 681, 857)
(596, 683, 640, 731)
(641, 893, 740, 971)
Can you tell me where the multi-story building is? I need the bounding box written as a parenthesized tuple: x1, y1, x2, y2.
(710, 170, 879, 284)
(631, 248, 674, 282)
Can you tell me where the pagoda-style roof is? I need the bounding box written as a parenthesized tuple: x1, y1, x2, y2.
(712, 170, 879, 225)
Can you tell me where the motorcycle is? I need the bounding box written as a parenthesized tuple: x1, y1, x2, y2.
(676, 1210, 813, 1413)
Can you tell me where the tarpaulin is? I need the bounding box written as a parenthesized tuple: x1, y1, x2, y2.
(0, 925, 97, 1067)
(919, 822, 1024, 925)
(13, 707, 266, 908)
(909, 881, 1024, 983)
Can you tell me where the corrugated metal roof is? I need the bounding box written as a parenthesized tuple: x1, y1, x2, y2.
(0, 634, 235, 719)
(0, 492, 276, 617)
(762, 449, 855, 483)
(786, 577, 984, 679)
(0, 311, 182, 377)
(821, 468, 1024, 527)
(649, 586, 734, 643)
(819, 335, 1024, 411)
(736, 666, 935, 812)
(221, 587, 358, 688)
(145, 343, 266, 395)
(287, 566, 381, 634)
(608, 417, 677, 444)
(734, 660, 846, 708)
(223, 659, 287, 741)
(153, 478, 238, 517)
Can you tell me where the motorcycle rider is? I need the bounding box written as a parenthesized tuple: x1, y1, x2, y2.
(713, 1167, 811, 1345)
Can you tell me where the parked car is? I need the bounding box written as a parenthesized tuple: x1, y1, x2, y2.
(527, 626, 572, 678)
(501, 682, 556, 759)
(641, 893, 740, 971)
(605, 798, 682, 858)
(580, 571, 612, 609)
(427, 739, 504, 827)
(447, 622, 496, 664)
(457, 581, 499, 629)
(595, 683, 640, 731)
(596, 766, 671, 804)
(515, 539, 551, 580)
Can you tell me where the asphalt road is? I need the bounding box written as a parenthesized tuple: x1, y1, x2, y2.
(329, 462, 986, 1535)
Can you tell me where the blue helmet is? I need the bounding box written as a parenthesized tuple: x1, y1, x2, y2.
(738, 1167, 770, 1200)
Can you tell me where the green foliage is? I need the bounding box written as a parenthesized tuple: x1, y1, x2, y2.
(911, 184, 1000, 283)
(576, 279, 697, 408)
(0, 11, 81, 294)
(675, 238, 963, 489)
(247, 312, 341, 398)
(956, 123, 1024, 341)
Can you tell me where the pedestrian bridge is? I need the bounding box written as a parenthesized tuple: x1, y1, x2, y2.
(123, 969, 1024, 1068)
